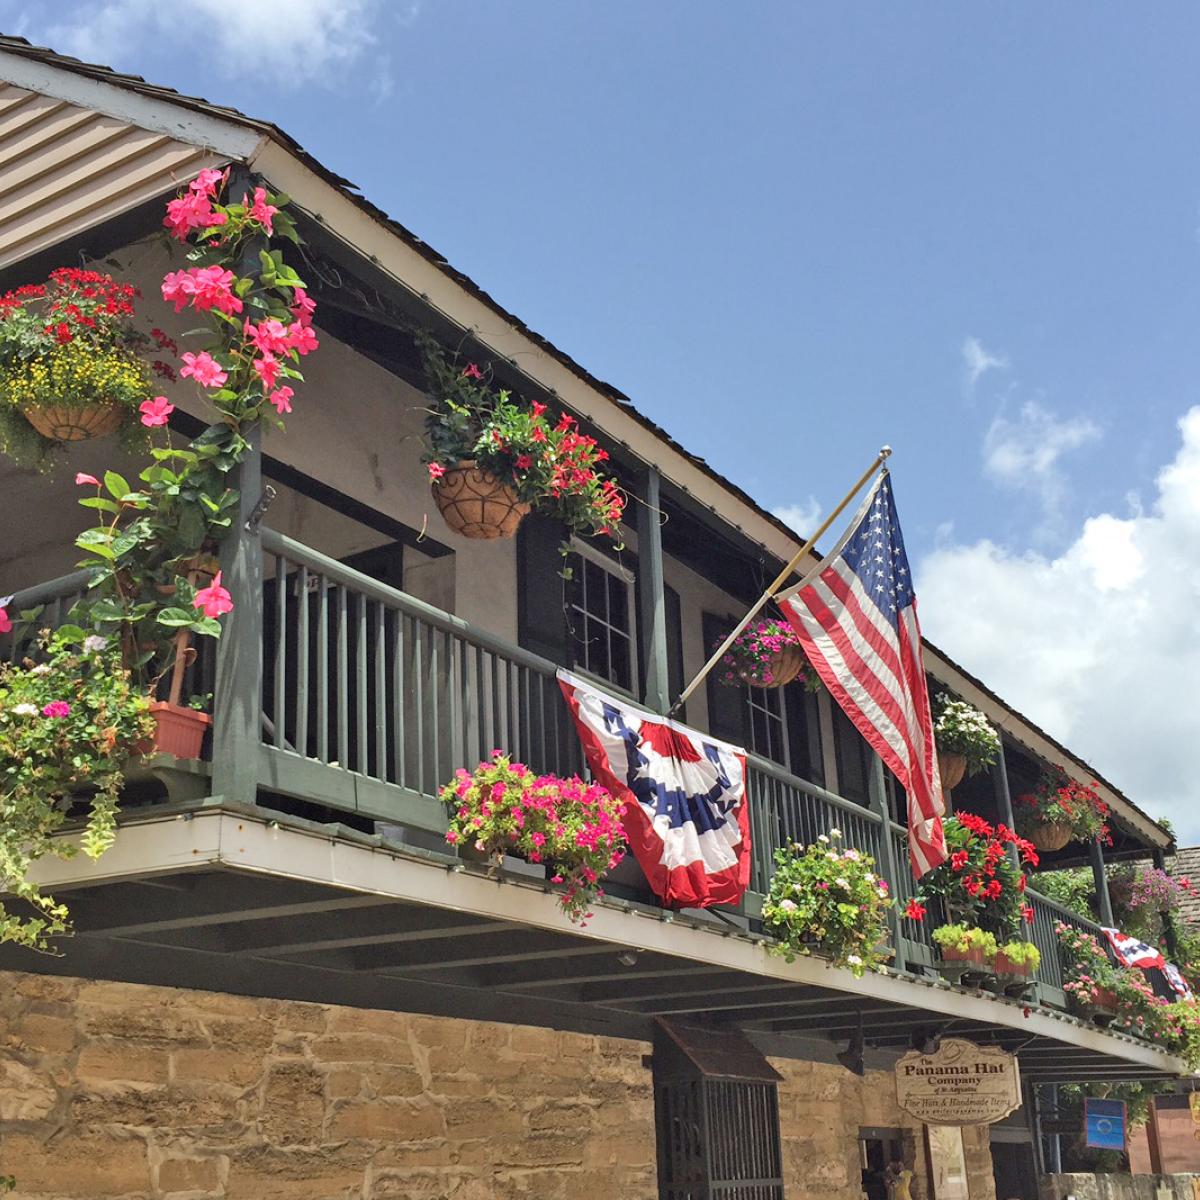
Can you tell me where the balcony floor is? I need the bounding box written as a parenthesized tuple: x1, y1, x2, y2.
(4, 804, 1186, 1086)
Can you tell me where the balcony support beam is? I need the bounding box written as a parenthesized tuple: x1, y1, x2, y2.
(637, 466, 670, 714)
(211, 424, 264, 806)
(1089, 836, 1116, 928)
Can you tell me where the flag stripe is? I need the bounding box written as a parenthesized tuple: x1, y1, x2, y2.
(779, 471, 946, 878)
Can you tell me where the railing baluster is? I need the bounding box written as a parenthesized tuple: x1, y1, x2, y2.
(356, 591, 368, 775)
(414, 619, 425, 795)
(317, 576, 329, 764)
(296, 564, 309, 757)
(274, 553, 287, 749)
(392, 610, 406, 788)
(374, 600, 387, 780)
(429, 625, 440, 789)
(337, 586, 349, 769)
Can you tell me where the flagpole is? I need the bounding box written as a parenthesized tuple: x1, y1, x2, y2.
(667, 445, 892, 718)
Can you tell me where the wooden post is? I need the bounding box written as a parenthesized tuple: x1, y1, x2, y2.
(1089, 836, 1116, 928)
(1046, 1085, 1063, 1174)
(637, 467, 670, 715)
(869, 754, 906, 974)
(991, 737, 1020, 870)
(210, 424, 264, 805)
(1153, 847, 1180, 960)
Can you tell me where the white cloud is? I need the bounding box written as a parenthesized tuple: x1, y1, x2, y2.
(773, 497, 822, 538)
(962, 336, 1008, 390)
(917, 406, 1200, 839)
(34, 0, 393, 88)
(983, 400, 1102, 525)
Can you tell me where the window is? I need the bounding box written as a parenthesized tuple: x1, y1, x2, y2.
(747, 684, 789, 768)
(833, 703, 872, 806)
(566, 543, 637, 693)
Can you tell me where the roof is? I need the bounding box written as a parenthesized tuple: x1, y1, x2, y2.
(1172, 848, 1200, 928)
(0, 34, 1172, 850)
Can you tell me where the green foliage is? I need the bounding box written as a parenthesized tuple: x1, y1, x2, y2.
(0, 631, 154, 950)
(997, 939, 1041, 970)
(932, 693, 1000, 775)
(931, 923, 997, 957)
(1035, 868, 1096, 921)
(762, 828, 893, 976)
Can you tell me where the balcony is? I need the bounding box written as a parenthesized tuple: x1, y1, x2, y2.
(0, 528, 1182, 1082)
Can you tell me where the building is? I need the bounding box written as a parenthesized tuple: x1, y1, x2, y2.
(0, 35, 1190, 1200)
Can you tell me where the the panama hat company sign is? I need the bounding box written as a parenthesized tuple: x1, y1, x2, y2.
(894, 1037, 1021, 1125)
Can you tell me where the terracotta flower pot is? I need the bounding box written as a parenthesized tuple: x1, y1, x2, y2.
(937, 750, 967, 792)
(146, 701, 211, 759)
(432, 461, 530, 540)
(1026, 817, 1073, 852)
(24, 402, 124, 442)
(993, 951, 1035, 978)
(737, 643, 807, 689)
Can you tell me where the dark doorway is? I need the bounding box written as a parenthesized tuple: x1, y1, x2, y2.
(991, 1139, 1039, 1200)
(858, 1127, 910, 1200)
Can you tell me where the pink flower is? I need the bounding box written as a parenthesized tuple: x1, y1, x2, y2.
(193, 571, 234, 619)
(41, 701, 70, 718)
(243, 186, 279, 234)
(269, 386, 294, 415)
(180, 351, 228, 389)
(0, 606, 10, 635)
(75, 472, 100, 487)
(139, 396, 175, 427)
(462, 363, 483, 380)
(246, 318, 290, 356)
(253, 354, 280, 392)
(428, 462, 446, 480)
(161, 266, 241, 315)
(290, 286, 316, 326)
(189, 167, 227, 196)
(163, 190, 226, 241)
(515, 454, 533, 470)
(285, 322, 318, 356)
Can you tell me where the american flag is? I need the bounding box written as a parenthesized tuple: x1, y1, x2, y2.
(1101, 927, 1166, 971)
(777, 472, 947, 877)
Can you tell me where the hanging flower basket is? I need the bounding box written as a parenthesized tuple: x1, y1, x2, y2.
(937, 750, 968, 793)
(145, 700, 211, 759)
(432, 460, 531, 540)
(24, 401, 125, 442)
(1026, 816, 1073, 853)
(739, 642, 807, 690)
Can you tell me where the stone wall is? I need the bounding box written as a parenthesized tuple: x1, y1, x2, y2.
(1040, 1173, 1200, 1200)
(772, 1058, 997, 1200)
(0, 970, 999, 1198)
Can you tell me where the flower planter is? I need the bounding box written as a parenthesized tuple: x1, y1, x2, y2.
(936, 945, 993, 988)
(937, 750, 967, 793)
(1068, 986, 1120, 1027)
(1026, 817, 1074, 852)
(737, 643, 807, 690)
(23, 401, 124, 443)
(992, 951, 1037, 998)
(432, 461, 530, 539)
(146, 701, 211, 759)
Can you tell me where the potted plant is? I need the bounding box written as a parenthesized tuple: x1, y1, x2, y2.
(1015, 768, 1110, 852)
(715, 617, 822, 691)
(761, 828, 893, 976)
(932, 693, 1001, 793)
(993, 940, 1041, 997)
(931, 923, 997, 986)
(441, 751, 627, 924)
(0, 268, 173, 468)
(1056, 922, 1122, 1025)
(0, 628, 154, 950)
(420, 336, 625, 544)
(908, 812, 1038, 939)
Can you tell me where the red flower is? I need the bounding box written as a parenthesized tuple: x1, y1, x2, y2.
(950, 850, 969, 871)
(904, 899, 926, 922)
(462, 363, 483, 380)
(515, 454, 533, 470)
(984, 879, 1003, 901)
(1022, 904, 1035, 924)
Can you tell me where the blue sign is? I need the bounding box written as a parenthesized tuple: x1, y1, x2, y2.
(1085, 1098, 1127, 1150)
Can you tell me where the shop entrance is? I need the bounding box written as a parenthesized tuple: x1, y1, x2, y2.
(990, 1137, 1039, 1199)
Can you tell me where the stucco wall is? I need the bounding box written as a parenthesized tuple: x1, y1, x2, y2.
(0, 970, 999, 1200)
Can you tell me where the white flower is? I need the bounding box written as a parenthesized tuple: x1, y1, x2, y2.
(847, 954, 863, 966)
(843, 849, 861, 862)
(878, 965, 889, 976)
(878, 887, 889, 899)
(29, 664, 50, 676)
(779, 898, 798, 912)
(82, 635, 108, 653)
(11, 703, 37, 716)
(826, 852, 839, 861)
(835, 877, 850, 889)
(829, 827, 842, 839)
(864, 870, 874, 882)
(817, 834, 830, 845)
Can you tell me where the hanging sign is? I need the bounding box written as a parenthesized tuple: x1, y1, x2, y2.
(894, 1037, 1021, 1126)
(1084, 1097, 1127, 1150)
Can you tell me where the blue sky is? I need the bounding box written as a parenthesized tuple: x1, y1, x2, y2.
(6, 2, 1200, 834)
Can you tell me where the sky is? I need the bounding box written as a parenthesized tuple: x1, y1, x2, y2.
(4, 2, 1200, 836)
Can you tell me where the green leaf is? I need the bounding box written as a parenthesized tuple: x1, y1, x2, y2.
(155, 607, 197, 628)
(78, 497, 120, 513)
(103, 471, 130, 501)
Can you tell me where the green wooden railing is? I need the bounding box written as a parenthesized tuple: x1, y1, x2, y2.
(2, 535, 1107, 1009)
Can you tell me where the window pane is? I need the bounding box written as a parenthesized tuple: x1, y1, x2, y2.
(610, 633, 631, 693)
